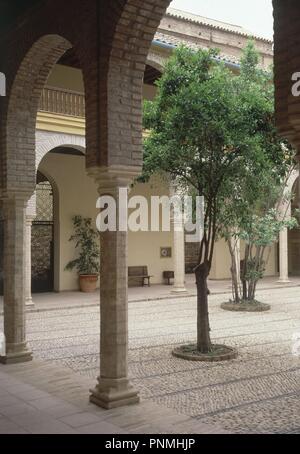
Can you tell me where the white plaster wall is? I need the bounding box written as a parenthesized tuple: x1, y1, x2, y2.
(128, 174, 173, 285)
(47, 64, 157, 101)
(39, 153, 173, 290)
(210, 238, 277, 280)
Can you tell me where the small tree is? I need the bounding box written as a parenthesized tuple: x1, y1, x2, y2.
(220, 42, 297, 307)
(65, 215, 100, 275)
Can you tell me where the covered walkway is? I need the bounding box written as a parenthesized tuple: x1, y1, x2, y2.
(1, 275, 300, 313)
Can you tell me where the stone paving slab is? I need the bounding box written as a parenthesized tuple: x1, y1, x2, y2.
(0, 362, 228, 434)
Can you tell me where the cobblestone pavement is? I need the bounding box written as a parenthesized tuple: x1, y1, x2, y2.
(2, 286, 300, 434)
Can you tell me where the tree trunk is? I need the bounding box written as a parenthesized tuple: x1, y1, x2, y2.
(241, 244, 250, 300)
(195, 262, 212, 353)
(228, 239, 240, 303)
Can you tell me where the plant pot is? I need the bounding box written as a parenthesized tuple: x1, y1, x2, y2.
(79, 274, 98, 293)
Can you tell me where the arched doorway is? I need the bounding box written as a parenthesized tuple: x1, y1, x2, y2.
(31, 172, 54, 293)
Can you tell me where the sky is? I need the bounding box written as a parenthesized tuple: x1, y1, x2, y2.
(170, 0, 274, 41)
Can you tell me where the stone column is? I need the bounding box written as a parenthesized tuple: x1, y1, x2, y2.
(89, 168, 139, 409)
(0, 195, 32, 364)
(172, 214, 187, 294)
(278, 226, 290, 283)
(170, 184, 187, 294)
(277, 195, 291, 283)
(25, 216, 35, 308)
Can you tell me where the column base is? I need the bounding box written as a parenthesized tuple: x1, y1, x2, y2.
(0, 349, 32, 365)
(171, 287, 188, 294)
(26, 298, 35, 308)
(90, 377, 140, 410)
(277, 279, 291, 284)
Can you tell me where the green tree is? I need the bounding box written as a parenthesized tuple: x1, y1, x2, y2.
(221, 42, 297, 306)
(142, 44, 294, 354)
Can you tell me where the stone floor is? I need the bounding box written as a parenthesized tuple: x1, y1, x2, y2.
(0, 362, 226, 434)
(1, 284, 299, 434)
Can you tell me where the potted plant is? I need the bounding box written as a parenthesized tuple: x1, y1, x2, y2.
(65, 215, 100, 293)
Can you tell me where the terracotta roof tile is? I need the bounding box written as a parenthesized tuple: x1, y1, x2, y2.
(166, 7, 272, 44)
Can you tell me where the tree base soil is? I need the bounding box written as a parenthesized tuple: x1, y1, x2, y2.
(221, 300, 271, 312)
(172, 344, 238, 362)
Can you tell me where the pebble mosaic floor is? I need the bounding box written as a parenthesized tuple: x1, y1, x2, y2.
(2, 286, 299, 434)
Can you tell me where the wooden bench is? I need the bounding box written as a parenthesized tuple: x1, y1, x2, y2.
(163, 271, 174, 285)
(128, 266, 153, 287)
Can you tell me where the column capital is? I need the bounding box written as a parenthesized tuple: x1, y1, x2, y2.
(1, 191, 33, 204)
(87, 165, 141, 195)
(1, 195, 28, 220)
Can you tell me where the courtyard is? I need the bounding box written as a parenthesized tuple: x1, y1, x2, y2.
(1, 0, 300, 438)
(1, 284, 299, 434)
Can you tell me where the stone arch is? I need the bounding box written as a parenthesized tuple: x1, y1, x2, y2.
(32, 132, 86, 290)
(3, 34, 73, 197)
(36, 166, 60, 292)
(36, 131, 86, 169)
(286, 169, 300, 195)
(147, 51, 166, 73)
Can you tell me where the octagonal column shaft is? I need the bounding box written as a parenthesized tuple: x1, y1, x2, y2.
(170, 185, 187, 294)
(278, 226, 290, 283)
(172, 216, 187, 294)
(89, 167, 139, 409)
(0, 195, 32, 364)
(277, 195, 292, 283)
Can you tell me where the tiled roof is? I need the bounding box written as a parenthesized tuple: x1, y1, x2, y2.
(166, 7, 272, 44)
(154, 31, 241, 66)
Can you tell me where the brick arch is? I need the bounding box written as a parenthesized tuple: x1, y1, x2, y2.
(36, 131, 86, 169)
(2, 34, 72, 197)
(84, 0, 172, 170)
(0, 0, 172, 186)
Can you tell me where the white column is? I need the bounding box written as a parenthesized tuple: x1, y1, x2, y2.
(277, 193, 291, 283)
(89, 168, 139, 409)
(278, 226, 290, 282)
(25, 216, 35, 307)
(172, 216, 187, 294)
(170, 183, 187, 294)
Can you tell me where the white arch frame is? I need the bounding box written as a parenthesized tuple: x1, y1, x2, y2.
(35, 130, 86, 169)
(26, 131, 86, 293)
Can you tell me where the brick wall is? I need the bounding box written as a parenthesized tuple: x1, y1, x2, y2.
(0, 0, 171, 199)
(273, 0, 300, 154)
